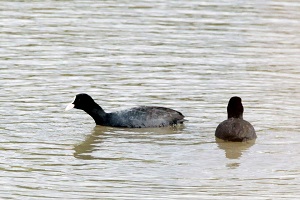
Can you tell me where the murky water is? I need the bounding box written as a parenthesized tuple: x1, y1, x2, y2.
(1, 0, 300, 199)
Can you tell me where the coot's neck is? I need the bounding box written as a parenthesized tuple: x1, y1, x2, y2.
(228, 112, 243, 119)
(227, 106, 244, 119)
(83, 104, 107, 125)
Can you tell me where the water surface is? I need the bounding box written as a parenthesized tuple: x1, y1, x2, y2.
(1, 0, 300, 199)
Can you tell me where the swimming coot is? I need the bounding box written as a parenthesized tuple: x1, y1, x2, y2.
(65, 93, 186, 128)
(215, 96, 256, 142)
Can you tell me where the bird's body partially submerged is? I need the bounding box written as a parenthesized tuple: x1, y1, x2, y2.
(215, 118, 256, 142)
(66, 93, 185, 128)
(104, 106, 185, 128)
(215, 96, 256, 142)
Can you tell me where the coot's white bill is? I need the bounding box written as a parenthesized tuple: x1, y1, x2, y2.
(65, 96, 76, 111)
(65, 103, 75, 111)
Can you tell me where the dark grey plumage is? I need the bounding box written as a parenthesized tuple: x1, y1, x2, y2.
(215, 96, 256, 142)
(66, 93, 185, 128)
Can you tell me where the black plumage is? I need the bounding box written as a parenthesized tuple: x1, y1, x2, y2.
(66, 93, 185, 128)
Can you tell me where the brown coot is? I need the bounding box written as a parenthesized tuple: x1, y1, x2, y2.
(215, 96, 256, 142)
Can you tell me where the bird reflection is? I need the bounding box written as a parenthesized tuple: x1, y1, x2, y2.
(216, 138, 256, 169)
(73, 125, 185, 160)
(73, 126, 110, 160)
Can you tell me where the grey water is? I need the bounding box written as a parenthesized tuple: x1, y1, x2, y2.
(1, 0, 300, 199)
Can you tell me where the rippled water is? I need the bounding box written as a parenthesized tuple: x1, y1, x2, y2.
(1, 0, 300, 199)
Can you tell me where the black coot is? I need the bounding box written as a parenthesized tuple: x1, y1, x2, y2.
(65, 93, 186, 128)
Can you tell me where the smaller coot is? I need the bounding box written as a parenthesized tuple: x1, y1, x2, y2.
(65, 93, 186, 128)
(215, 96, 256, 142)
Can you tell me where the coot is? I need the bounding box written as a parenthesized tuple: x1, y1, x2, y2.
(215, 96, 256, 142)
(65, 93, 186, 128)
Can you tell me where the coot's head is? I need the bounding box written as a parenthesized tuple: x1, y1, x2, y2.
(227, 96, 244, 119)
(65, 93, 96, 111)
